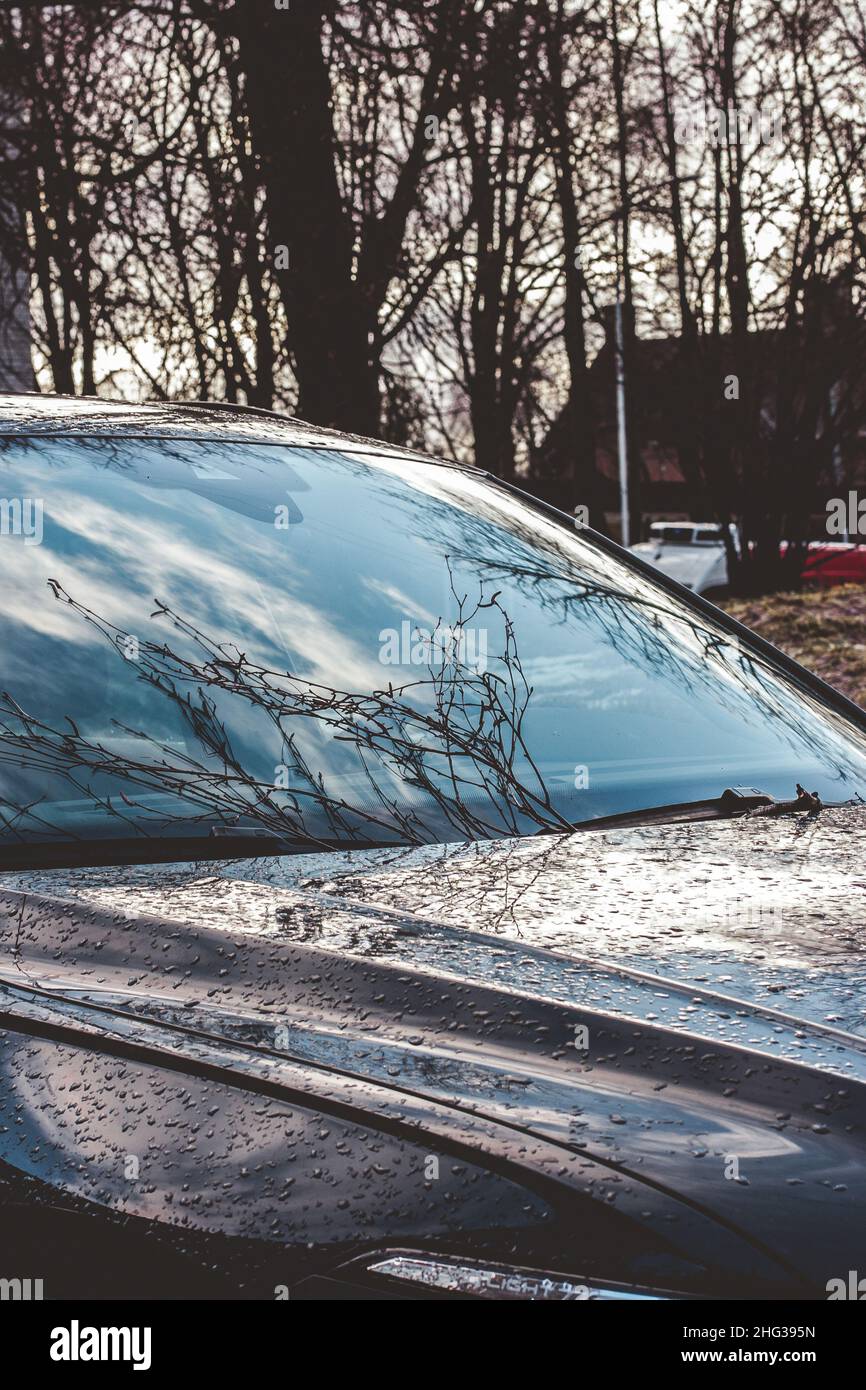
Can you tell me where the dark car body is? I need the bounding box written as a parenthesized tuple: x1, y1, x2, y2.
(1, 396, 865, 1301)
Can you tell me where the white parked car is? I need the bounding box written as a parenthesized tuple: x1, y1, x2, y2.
(631, 522, 737, 596)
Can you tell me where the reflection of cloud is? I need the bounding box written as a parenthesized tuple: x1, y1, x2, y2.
(2, 476, 383, 695)
(360, 576, 438, 629)
(522, 652, 645, 708)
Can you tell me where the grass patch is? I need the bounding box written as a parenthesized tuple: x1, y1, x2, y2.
(722, 585, 866, 708)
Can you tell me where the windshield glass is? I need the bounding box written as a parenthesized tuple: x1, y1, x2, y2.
(1, 434, 865, 858)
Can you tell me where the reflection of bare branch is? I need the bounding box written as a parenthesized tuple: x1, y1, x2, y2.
(0, 579, 575, 851)
(413, 491, 857, 791)
(305, 834, 571, 940)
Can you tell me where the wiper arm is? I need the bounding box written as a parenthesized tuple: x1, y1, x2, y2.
(573, 784, 822, 833)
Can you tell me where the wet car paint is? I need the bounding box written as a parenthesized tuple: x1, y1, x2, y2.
(1, 809, 865, 1298)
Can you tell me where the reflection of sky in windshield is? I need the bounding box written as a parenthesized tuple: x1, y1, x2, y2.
(1, 435, 865, 848)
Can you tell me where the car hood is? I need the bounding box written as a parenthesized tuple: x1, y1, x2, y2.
(1, 808, 865, 1288)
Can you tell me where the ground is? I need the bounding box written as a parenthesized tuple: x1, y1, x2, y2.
(721, 585, 866, 708)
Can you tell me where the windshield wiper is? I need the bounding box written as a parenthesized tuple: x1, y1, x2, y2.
(0, 828, 402, 872)
(0, 786, 830, 870)
(573, 784, 823, 833)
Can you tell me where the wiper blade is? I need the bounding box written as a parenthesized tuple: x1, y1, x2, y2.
(573, 785, 823, 833)
(0, 828, 401, 872)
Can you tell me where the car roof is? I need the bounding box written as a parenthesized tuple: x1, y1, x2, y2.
(0, 392, 447, 465)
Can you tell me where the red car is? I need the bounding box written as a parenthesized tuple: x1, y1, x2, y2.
(800, 542, 866, 588)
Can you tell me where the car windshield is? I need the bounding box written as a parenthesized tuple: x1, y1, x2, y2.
(1, 433, 865, 858)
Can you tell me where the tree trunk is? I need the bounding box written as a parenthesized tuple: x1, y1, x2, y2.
(225, 1, 379, 432)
